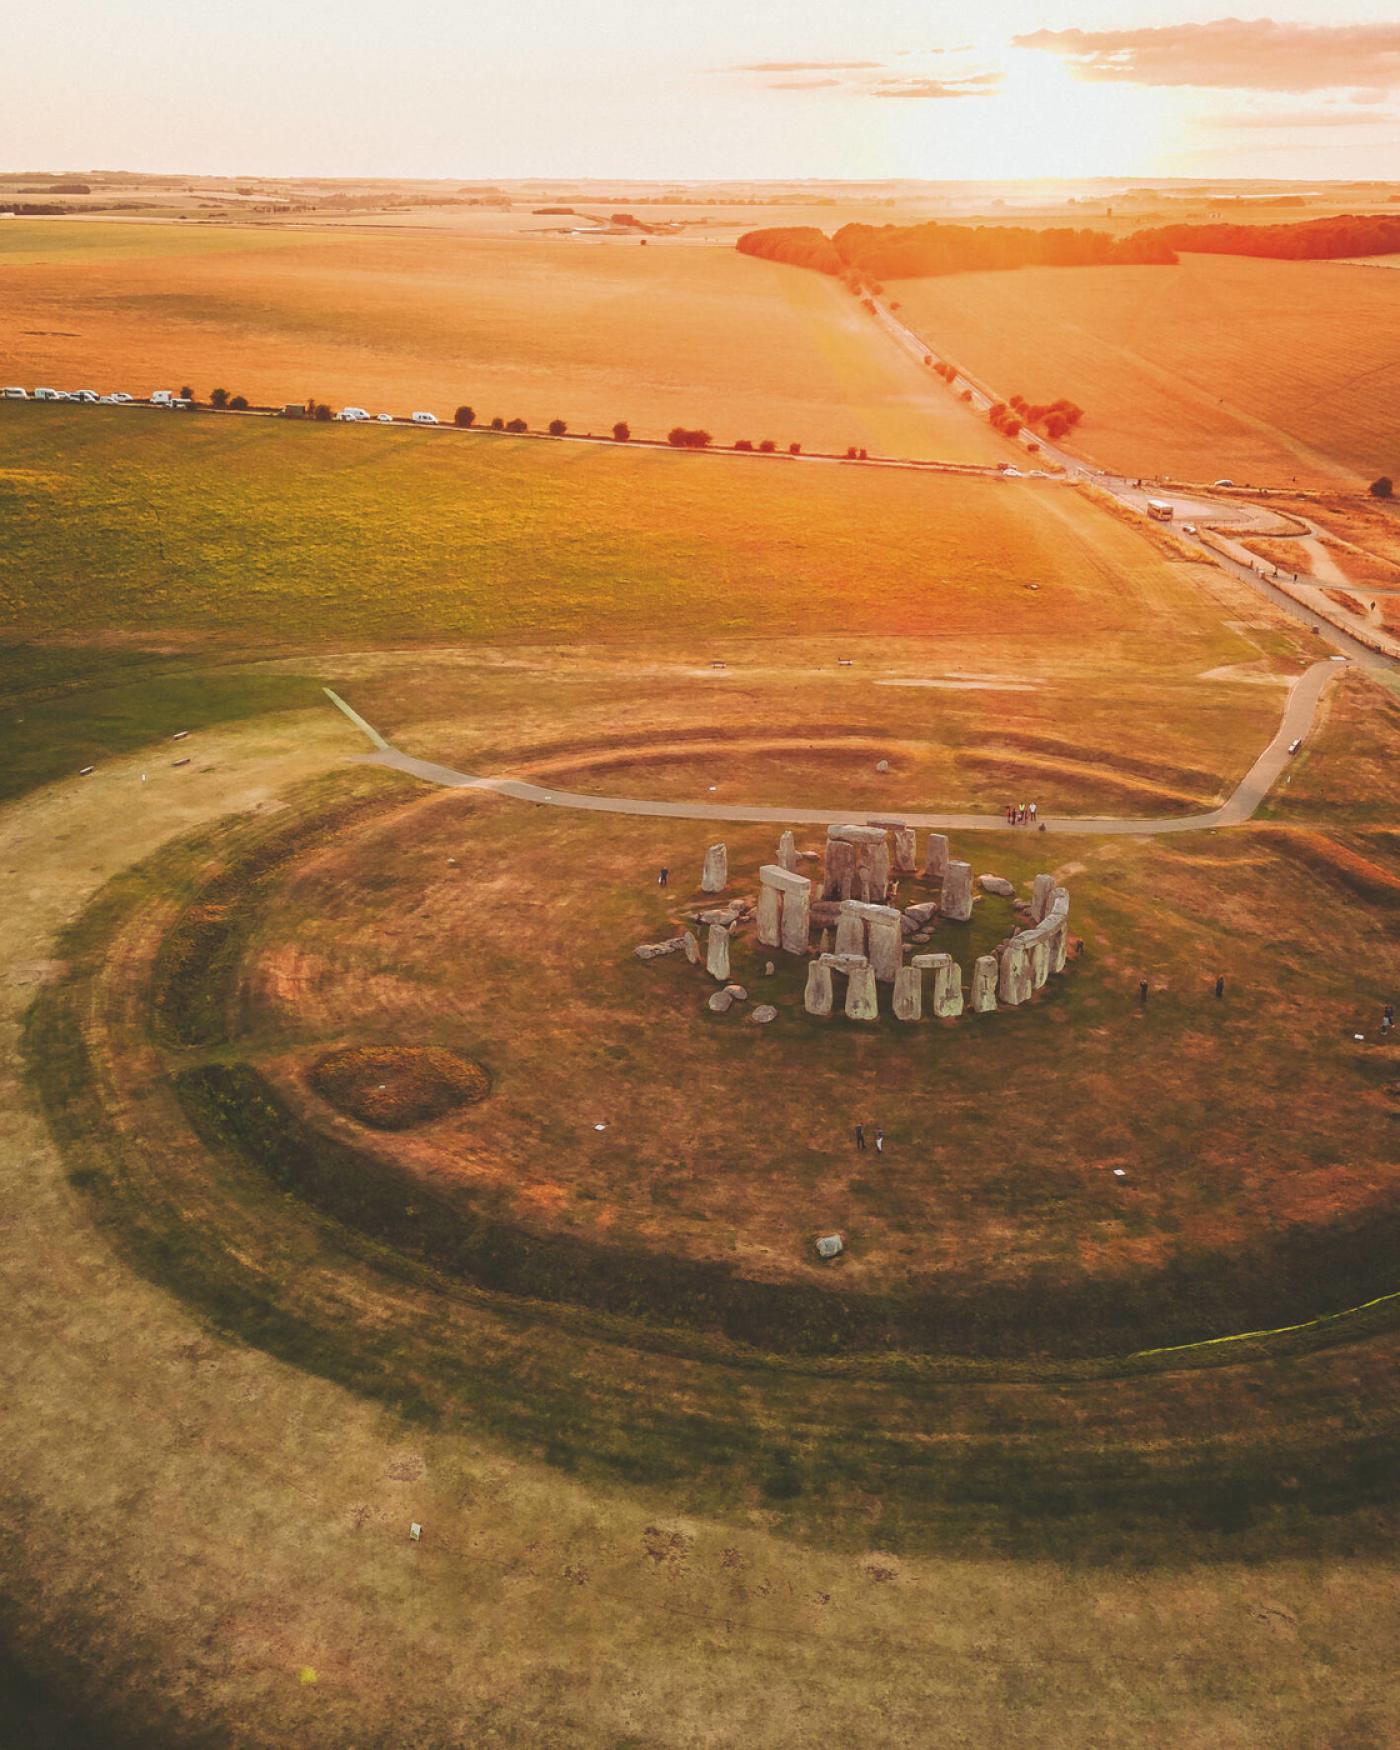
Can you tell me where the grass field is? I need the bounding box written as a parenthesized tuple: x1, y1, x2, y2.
(2, 408, 1399, 1745)
(890, 253, 1400, 489)
(0, 217, 1008, 459)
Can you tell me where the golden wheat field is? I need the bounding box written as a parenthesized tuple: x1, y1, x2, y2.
(891, 252, 1400, 489)
(0, 217, 1009, 461)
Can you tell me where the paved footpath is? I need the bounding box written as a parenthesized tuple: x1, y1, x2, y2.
(325, 657, 1340, 836)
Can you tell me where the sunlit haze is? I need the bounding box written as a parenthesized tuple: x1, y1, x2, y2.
(6, 0, 1400, 181)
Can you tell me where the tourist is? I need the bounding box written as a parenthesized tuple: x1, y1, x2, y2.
(874, 1127, 885, 1155)
(1029, 802, 1037, 824)
(1215, 974, 1225, 999)
(854, 1124, 866, 1151)
(1139, 978, 1150, 1005)
(657, 866, 668, 887)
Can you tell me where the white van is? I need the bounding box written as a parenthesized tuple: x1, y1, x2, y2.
(34, 387, 62, 400)
(73, 390, 100, 403)
(150, 390, 174, 405)
(411, 410, 438, 425)
(337, 406, 370, 422)
(2, 386, 27, 399)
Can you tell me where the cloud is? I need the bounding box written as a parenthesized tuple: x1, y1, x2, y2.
(1014, 19, 1400, 93)
(1203, 106, 1400, 129)
(766, 77, 842, 90)
(873, 72, 1002, 99)
(728, 60, 884, 74)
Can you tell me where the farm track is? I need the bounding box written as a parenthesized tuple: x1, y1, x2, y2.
(326, 658, 1344, 835)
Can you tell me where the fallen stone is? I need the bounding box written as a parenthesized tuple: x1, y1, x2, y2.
(978, 875, 1015, 897)
(903, 901, 939, 926)
(706, 989, 735, 1013)
(698, 905, 742, 925)
(892, 964, 923, 1021)
(912, 931, 933, 943)
(875, 759, 890, 773)
(701, 843, 728, 894)
(682, 930, 700, 964)
(796, 849, 821, 863)
(705, 924, 730, 982)
(815, 1233, 843, 1260)
(750, 1004, 778, 1024)
(803, 960, 834, 1017)
(724, 984, 748, 1002)
(634, 937, 687, 960)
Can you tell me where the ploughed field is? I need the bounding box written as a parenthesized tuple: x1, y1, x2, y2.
(890, 252, 1400, 489)
(0, 217, 1008, 460)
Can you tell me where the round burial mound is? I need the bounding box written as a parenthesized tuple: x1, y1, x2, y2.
(310, 1045, 490, 1130)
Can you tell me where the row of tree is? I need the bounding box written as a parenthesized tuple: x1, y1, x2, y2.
(737, 220, 1177, 282)
(1134, 213, 1400, 262)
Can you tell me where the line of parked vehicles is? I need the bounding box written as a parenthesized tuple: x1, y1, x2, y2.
(1, 386, 442, 423)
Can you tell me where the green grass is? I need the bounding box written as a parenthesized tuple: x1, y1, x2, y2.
(0, 218, 321, 265)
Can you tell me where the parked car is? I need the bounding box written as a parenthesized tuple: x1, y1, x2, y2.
(411, 410, 438, 425)
(1182, 522, 1197, 535)
(72, 390, 100, 403)
(376, 413, 394, 423)
(34, 387, 62, 400)
(336, 406, 370, 422)
(1212, 478, 1235, 488)
(108, 391, 133, 403)
(3, 386, 29, 399)
(1288, 738, 1302, 755)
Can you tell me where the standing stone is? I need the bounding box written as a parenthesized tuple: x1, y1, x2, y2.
(914, 952, 963, 1018)
(818, 928, 833, 956)
(868, 838, 891, 899)
(781, 882, 811, 954)
(924, 833, 950, 882)
(756, 883, 782, 949)
(941, 860, 974, 923)
(803, 961, 833, 1017)
(892, 964, 923, 1022)
(866, 917, 903, 985)
(971, 954, 998, 1013)
(777, 830, 798, 873)
(1051, 920, 1068, 974)
(822, 836, 856, 901)
(844, 963, 879, 1022)
(835, 911, 865, 958)
(892, 826, 918, 875)
(1030, 873, 1056, 923)
(1028, 930, 1052, 990)
(705, 923, 730, 982)
(701, 843, 728, 894)
(997, 937, 1033, 1006)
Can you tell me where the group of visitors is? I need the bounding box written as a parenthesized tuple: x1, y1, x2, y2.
(853, 1124, 885, 1155)
(1005, 802, 1038, 826)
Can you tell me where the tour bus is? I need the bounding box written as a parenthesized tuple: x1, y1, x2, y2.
(1146, 498, 1174, 522)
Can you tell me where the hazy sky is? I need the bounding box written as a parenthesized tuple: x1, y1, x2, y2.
(6, 1, 1400, 182)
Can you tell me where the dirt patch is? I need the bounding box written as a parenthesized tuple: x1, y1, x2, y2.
(308, 1044, 491, 1130)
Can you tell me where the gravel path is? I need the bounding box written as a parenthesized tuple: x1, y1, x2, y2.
(324, 658, 1340, 836)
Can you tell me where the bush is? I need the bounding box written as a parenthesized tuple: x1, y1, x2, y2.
(734, 438, 753, 451)
(666, 427, 712, 449)
(179, 385, 195, 403)
(490, 416, 505, 430)
(960, 389, 972, 402)
(312, 403, 332, 422)
(846, 447, 858, 459)
(505, 417, 528, 433)
(612, 421, 630, 442)
(1371, 476, 1394, 499)
(547, 418, 567, 436)
(210, 388, 229, 409)
(228, 395, 248, 411)
(454, 405, 475, 428)
(758, 439, 776, 453)
(789, 442, 802, 455)
(858, 448, 867, 460)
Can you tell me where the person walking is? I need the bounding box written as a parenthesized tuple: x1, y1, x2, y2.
(1215, 974, 1225, 1000)
(1384, 1004, 1395, 1036)
(1029, 801, 1037, 824)
(854, 1124, 866, 1151)
(657, 866, 669, 887)
(874, 1127, 885, 1155)
(1139, 978, 1149, 1005)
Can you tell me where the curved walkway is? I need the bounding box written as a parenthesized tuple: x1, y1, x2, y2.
(325, 657, 1339, 836)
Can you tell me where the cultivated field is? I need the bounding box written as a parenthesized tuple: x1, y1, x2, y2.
(890, 252, 1400, 489)
(0, 217, 1008, 460)
(3, 411, 1399, 1745)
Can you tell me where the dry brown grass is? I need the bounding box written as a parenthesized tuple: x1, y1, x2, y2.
(308, 1044, 490, 1130)
(892, 253, 1400, 488)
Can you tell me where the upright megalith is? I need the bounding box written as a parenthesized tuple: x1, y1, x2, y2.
(705, 923, 731, 982)
(844, 962, 879, 1022)
(823, 824, 891, 902)
(892, 964, 923, 1022)
(758, 864, 814, 955)
(997, 937, 1033, 1006)
(756, 883, 782, 949)
(803, 960, 834, 1017)
(924, 833, 949, 882)
(914, 952, 963, 1018)
(971, 954, 998, 1013)
(1028, 932, 1052, 990)
(701, 843, 728, 894)
(839, 900, 903, 983)
(1030, 873, 1056, 923)
(835, 911, 865, 958)
(941, 860, 974, 923)
(869, 818, 917, 876)
(777, 830, 799, 873)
